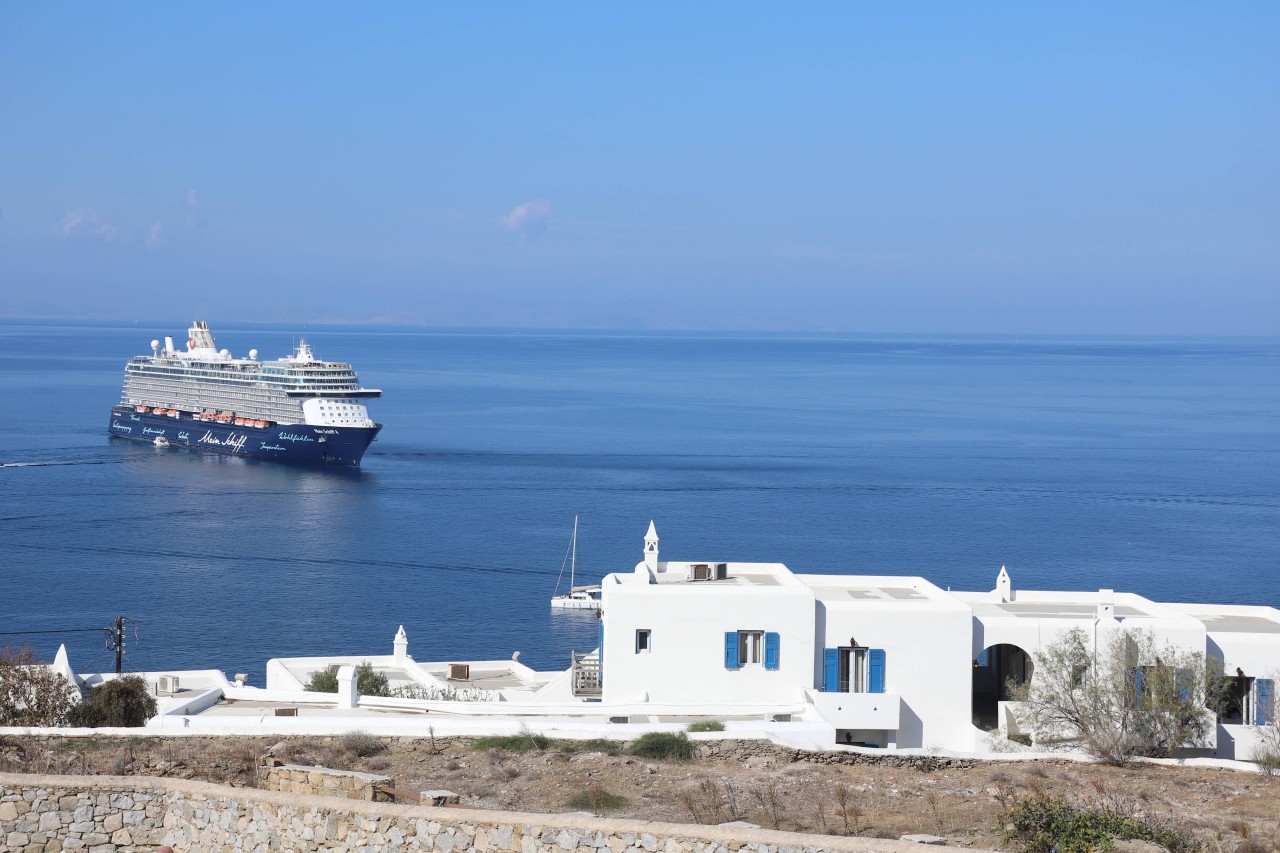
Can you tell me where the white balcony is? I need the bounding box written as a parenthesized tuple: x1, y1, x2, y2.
(807, 688, 901, 730)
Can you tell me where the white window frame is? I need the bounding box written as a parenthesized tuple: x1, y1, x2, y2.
(636, 629, 652, 654)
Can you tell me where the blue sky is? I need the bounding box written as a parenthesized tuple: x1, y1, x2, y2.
(1, 4, 1276, 333)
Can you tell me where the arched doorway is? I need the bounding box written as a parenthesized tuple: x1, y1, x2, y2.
(972, 643, 1034, 729)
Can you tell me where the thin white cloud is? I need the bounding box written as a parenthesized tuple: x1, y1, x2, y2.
(184, 188, 200, 228)
(145, 221, 165, 248)
(501, 199, 553, 235)
(58, 209, 117, 240)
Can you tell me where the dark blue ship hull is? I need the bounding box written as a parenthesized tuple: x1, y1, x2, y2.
(108, 408, 380, 467)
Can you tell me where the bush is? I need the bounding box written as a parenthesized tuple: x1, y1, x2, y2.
(687, 720, 725, 732)
(303, 662, 390, 697)
(625, 732, 693, 761)
(1001, 794, 1200, 853)
(473, 727, 551, 752)
(0, 646, 79, 727)
(355, 662, 390, 697)
(305, 666, 339, 693)
(340, 730, 385, 757)
(566, 786, 627, 812)
(558, 738, 622, 755)
(69, 676, 157, 728)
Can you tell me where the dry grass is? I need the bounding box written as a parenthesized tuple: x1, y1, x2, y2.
(2, 735, 1278, 849)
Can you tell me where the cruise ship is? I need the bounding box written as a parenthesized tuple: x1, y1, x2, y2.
(108, 321, 382, 466)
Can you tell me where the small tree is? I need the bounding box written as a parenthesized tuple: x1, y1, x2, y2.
(68, 675, 157, 727)
(355, 661, 390, 697)
(0, 646, 79, 727)
(303, 661, 390, 697)
(304, 666, 340, 693)
(1013, 627, 1218, 765)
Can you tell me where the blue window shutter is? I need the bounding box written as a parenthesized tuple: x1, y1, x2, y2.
(724, 632, 739, 670)
(822, 648, 839, 692)
(1257, 679, 1274, 726)
(868, 648, 885, 694)
(764, 632, 780, 671)
(1132, 669, 1144, 706)
(976, 649, 989, 667)
(1175, 668, 1193, 701)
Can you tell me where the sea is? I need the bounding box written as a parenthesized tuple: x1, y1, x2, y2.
(1, 321, 1277, 683)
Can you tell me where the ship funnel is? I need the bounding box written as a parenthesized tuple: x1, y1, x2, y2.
(163, 336, 175, 354)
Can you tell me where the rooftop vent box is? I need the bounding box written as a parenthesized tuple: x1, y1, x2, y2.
(447, 663, 470, 681)
(690, 563, 730, 581)
(157, 675, 180, 694)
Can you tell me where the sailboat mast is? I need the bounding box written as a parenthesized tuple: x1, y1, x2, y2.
(570, 515, 578, 587)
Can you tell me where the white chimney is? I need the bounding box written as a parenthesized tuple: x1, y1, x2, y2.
(393, 625, 409, 661)
(644, 520, 659, 572)
(996, 565, 1012, 602)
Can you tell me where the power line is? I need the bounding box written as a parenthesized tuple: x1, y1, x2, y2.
(0, 627, 115, 636)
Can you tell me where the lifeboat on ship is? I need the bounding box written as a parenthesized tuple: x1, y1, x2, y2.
(168, 410, 181, 418)
(136, 405, 149, 413)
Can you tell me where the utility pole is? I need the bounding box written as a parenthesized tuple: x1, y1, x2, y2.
(114, 615, 124, 674)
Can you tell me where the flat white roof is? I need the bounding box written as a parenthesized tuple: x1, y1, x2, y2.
(966, 601, 1153, 620)
(1166, 604, 1280, 635)
(797, 574, 958, 607)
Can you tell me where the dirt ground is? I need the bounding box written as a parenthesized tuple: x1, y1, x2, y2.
(3, 735, 1278, 851)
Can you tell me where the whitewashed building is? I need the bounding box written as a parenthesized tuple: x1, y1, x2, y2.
(596, 522, 1280, 758)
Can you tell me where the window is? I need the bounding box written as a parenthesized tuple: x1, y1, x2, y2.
(724, 631, 780, 670)
(636, 629, 652, 654)
(821, 647, 885, 693)
(1224, 675, 1275, 726)
(738, 630, 763, 666)
(840, 647, 869, 693)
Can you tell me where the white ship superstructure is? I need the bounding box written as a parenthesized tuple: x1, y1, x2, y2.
(120, 321, 380, 428)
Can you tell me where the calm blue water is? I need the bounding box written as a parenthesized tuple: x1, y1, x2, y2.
(1, 321, 1277, 683)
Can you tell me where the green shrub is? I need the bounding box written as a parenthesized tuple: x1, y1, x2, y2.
(566, 786, 627, 812)
(355, 662, 390, 697)
(687, 720, 725, 732)
(625, 732, 693, 761)
(473, 728, 551, 752)
(303, 662, 390, 697)
(558, 738, 622, 755)
(305, 666, 339, 693)
(1001, 795, 1200, 853)
(68, 676, 157, 728)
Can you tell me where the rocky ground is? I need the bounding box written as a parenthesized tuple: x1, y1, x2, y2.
(3, 734, 1278, 851)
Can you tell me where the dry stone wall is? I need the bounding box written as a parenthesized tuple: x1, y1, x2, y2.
(259, 760, 392, 801)
(1, 772, 989, 853)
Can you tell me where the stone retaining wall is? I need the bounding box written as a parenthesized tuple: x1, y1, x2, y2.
(259, 760, 393, 801)
(1, 772, 992, 853)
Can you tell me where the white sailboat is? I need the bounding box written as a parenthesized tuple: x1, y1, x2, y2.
(551, 515, 602, 611)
